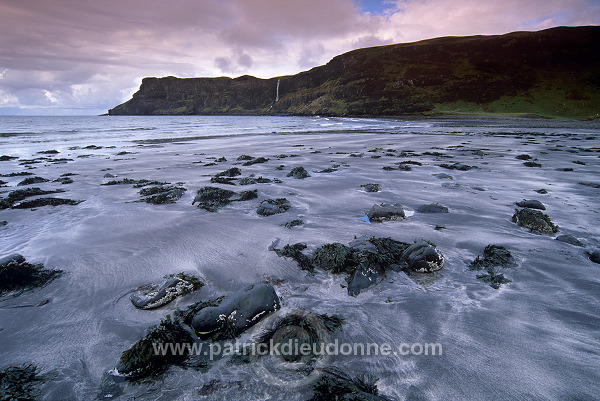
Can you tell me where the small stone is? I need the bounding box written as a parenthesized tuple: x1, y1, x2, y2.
(516, 199, 546, 210)
(417, 203, 449, 213)
(555, 235, 583, 247)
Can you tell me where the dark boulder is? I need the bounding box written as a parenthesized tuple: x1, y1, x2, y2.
(0, 253, 26, 267)
(589, 250, 600, 264)
(512, 208, 559, 234)
(191, 283, 280, 340)
(399, 241, 444, 272)
(130, 274, 203, 310)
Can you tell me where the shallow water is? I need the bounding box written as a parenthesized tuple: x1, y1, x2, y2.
(0, 115, 599, 400)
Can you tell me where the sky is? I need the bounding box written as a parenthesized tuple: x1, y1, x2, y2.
(0, 0, 599, 115)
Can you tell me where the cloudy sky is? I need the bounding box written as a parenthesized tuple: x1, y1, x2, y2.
(1, 0, 599, 115)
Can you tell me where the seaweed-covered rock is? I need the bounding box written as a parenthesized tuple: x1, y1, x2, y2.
(17, 177, 49, 186)
(214, 167, 242, 178)
(360, 183, 380, 192)
(115, 316, 194, 379)
(515, 199, 545, 210)
(142, 187, 186, 204)
(257, 198, 291, 216)
(311, 243, 353, 274)
(0, 187, 66, 209)
(0, 254, 63, 295)
(588, 250, 600, 264)
(308, 367, 393, 401)
(0, 364, 44, 400)
(417, 203, 449, 213)
(130, 273, 203, 310)
(287, 166, 310, 179)
(512, 208, 559, 234)
(191, 283, 280, 340)
(238, 176, 272, 185)
(242, 157, 269, 166)
(438, 163, 475, 171)
(515, 154, 532, 160)
(193, 186, 236, 212)
(469, 245, 515, 270)
(523, 161, 542, 167)
(236, 189, 258, 201)
(555, 235, 583, 247)
(236, 154, 253, 161)
(250, 311, 344, 363)
(282, 219, 304, 229)
(399, 241, 444, 272)
(366, 203, 405, 222)
(12, 197, 83, 209)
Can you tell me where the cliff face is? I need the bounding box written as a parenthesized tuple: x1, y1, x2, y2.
(109, 26, 600, 119)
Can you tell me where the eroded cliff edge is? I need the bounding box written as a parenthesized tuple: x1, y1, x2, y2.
(109, 26, 600, 119)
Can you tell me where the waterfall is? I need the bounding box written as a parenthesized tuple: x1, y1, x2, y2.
(275, 79, 280, 102)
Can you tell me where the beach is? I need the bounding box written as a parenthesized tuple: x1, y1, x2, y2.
(0, 115, 599, 400)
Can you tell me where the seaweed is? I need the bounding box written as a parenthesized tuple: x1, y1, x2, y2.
(469, 245, 515, 270)
(0, 155, 18, 161)
(101, 178, 139, 186)
(476, 270, 512, 289)
(12, 198, 83, 209)
(282, 219, 304, 229)
(193, 186, 236, 212)
(141, 187, 186, 204)
(257, 198, 291, 216)
(116, 316, 194, 379)
(308, 367, 390, 401)
(0, 364, 44, 401)
(238, 176, 272, 185)
(0, 187, 66, 209)
(0, 172, 33, 177)
(523, 161, 542, 167)
(287, 166, 310, 179)
(242, 157, 269, 166)
(53, 177, 73, 184)
(274, 243, 314, 271)
(0, 259, 63, 295)
(438, 163, 475, 171)
(515, 154, 532, 160)
(236, 189, 258, 201)
(512, 208, 559, 234)
(214, 167, 241, 177)
(210, 176, 237, 185)
(360, 183, 380, 192)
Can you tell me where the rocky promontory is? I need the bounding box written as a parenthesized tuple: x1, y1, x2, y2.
(109, 26, 600, 119)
